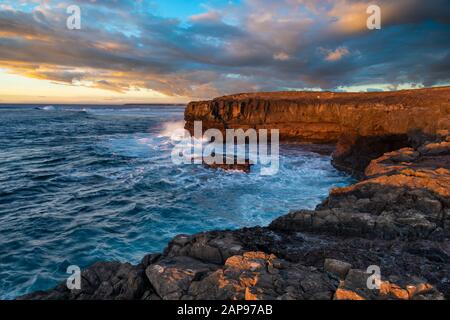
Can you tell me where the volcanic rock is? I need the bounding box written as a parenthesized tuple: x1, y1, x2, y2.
(18, 262, 150, 300)
(324, 259, 352, 280)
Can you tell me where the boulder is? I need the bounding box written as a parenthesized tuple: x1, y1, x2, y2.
(19, 262, 149, 300)
(202, 156, 252, 173)
(324, 259, 352, 280)
(188, 252, 336, 300)
(145, 256, 217, 300)
(334, 269, 444, 300)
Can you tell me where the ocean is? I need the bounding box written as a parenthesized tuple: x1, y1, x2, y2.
(0, 105, 353, 299)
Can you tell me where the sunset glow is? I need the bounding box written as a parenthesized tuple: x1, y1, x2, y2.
(1, 0, 449, 103)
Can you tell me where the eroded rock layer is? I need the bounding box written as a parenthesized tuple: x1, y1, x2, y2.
(185, 87, 450, 143)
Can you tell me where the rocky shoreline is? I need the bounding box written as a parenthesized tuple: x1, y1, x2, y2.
(20, 88, 450, 300)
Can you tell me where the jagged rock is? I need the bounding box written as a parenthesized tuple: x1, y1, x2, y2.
(164, 231, 244, 265)
(145, 256, 217, 300)
(365, 148, 419, 177)
(276, 139, 449, 241)
(187, 252, 336, 300)
(324, 259, 352, 280)
(419, 141, 450, 156)
(270, 205, 443, 241)
(333, 131, 450, 178)
(334, 289, 365, 300)
(141, 253, 162, 268)
(19, 262, 150, 300)
(19, 221, 450, 300)
(332, 133, 411, 177)
(366, 139, 450, 178)
(202, 156, 252, 173)
(334, 269, 444, 300)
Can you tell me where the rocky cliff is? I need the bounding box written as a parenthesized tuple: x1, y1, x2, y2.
(185, 87, 450, 143)
(20, 88, 450, 301)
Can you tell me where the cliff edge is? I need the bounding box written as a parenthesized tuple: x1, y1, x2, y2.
(185, 86, 450, 143)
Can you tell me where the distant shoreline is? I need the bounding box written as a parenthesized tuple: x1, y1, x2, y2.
(123, 103, 186, 106)
(0, 103, 187, 107)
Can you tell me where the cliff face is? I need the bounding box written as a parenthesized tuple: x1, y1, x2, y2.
(185, 87, 450, 143)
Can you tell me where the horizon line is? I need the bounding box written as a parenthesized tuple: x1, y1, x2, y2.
(1, 84, 449, 105)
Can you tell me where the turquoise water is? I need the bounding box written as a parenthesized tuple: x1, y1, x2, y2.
(0, 105, 353, 299)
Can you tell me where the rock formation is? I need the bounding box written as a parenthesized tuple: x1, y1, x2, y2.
(20, 87, 450, 301)
(185, 87, 450, 143)
(201, 155, 252, 173)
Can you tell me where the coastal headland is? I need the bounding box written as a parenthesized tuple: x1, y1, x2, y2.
(21, 86, 450, 300)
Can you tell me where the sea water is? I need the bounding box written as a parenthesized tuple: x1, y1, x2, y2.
(0, 105, 353, 299)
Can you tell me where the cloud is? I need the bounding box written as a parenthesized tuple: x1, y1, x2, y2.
(273, 52, 290, 61)
(319, 47, 350, 62)
(0, 0, 449, 100)
(189, 11, 222, 23)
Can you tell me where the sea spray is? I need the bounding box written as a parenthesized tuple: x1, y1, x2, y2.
(170, 121, 280, 175)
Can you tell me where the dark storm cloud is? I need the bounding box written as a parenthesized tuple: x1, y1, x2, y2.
(0, 0, 449, 98)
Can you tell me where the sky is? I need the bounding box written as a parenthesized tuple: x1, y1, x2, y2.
(0, 0, 449, 104)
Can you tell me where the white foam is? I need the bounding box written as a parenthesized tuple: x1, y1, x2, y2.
(158, 121, 186, 138)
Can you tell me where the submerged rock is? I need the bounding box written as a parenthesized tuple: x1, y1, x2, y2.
(202, 156, 252, 173)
